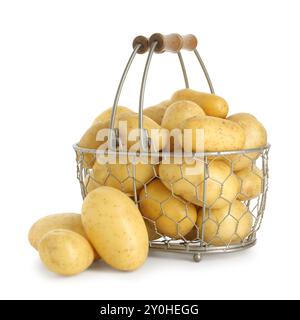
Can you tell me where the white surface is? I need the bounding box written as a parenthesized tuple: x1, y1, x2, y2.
(0, 0, 299, 300)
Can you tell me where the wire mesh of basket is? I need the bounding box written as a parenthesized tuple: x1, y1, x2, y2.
(73, 33, 270, 262)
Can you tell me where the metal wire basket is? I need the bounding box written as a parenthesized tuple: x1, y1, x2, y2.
(74, 33, 270, 262)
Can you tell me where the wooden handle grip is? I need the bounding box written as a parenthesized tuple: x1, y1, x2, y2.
(149, 33, 198, 53)
(149, 33, 183, 53)
(132, 35, 149, 54)
(181, 34, 198, 51)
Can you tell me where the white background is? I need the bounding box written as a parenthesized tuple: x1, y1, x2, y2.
(0, 0, 299, 300)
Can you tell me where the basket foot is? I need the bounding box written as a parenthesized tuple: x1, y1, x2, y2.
(193, 253, 202, 263)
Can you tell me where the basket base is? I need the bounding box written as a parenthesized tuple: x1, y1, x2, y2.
(193, 253, 202, 263)
(149, 238, 257, 262)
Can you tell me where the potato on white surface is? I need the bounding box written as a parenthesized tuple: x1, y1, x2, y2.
(38, 229, 94, 276)
(81, 186, 149, 271)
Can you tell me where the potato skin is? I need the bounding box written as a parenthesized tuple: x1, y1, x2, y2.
(196, 200, 253, 245)
(92, 106, 133, 125)
(78, 120, 110, 150)
(117, 113, 168, 151)
(159, 159, 239, 209)
(143, 106, 166, 125)
(139, 179, 197, 238)
(180, 116, 245, 152)
(38, 230, 94, 276)
(81, 186, 149, 271)
(226, 113, 267, 171)
(28, 213, 87, 250)
(85, 176, 101, 194)
(184, 227, 199, 241)
(143, 100, 171, 125)
(171, 89, 229, 118)
(161, 100, 205, 130)
(236, 165, 263, 200)
(77, 120, 110, 168)
(155, 100, 172, 109)
(86, 157, 155, 196)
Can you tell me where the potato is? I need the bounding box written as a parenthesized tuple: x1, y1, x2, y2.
(86, 156, 155, 196)
(143, 106, 166, 125)
(236, 165, 263, 200)
(161, 100, 205, 130)
(139, 179, 197, 238)
(143, 100, 171, 125)
(184, 227, 199, 241)
(85, 176, 100, 194)
(156, 100, 172, 109)
(159, 159, 240, 209)
(81, 186, 148, 271)
(77, 120, 110, 168)
(28, 213, 87, 250)
(117, 112, 168, 151)
(226, 113, 267, 171)
(38, 229, 94, 276)
(92, 106, 133, 125)
(179, 116, 245, 152)
(171, 89, 229, 118)
(196, 200, 253, 245)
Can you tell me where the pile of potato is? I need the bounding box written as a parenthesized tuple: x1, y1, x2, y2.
(29, 88, 267, 276)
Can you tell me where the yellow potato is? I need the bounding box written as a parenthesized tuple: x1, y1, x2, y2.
(161, 100, 205, 130)
(143, 100, 171, 125)
(184, 227, 199, 241)
(196, 200, 253, 246)
(86, 157, 155, 196)
(236, 165, 263, 200)
(38, 229, 94, 276)
(171, 88, 229, 118)
(139, 179, 197, 238)
(143, 106, 166, 125)
(117, 113, 168, 151)
(156, 99, 173, 109)
(180, 116, 245, 152)
(159, 159, 240, 209)
(92, 106, 133, 125)
(226, 113, 267, 171)
(77, 120, 110, 168)
(28, 213, 87, 250)
(85, 176, 101, 194)
(82, 186, 149, 271)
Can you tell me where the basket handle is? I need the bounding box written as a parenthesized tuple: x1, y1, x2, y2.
(132, 35, 149, 54)
(108, 33, 212, 151)
(149, 33, 198, 53)
(149, 33, 182, 53)
(181, 34, 198, 51)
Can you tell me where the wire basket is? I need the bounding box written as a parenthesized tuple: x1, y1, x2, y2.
(74, 33, 270, 262)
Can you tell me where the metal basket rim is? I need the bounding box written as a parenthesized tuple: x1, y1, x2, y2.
(149, 238, 257, 254)
(73, 143, 270, 157)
